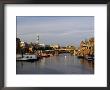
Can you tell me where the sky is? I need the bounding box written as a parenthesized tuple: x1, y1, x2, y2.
(16, 16, 94, 47)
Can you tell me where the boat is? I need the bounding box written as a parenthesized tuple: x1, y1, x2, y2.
(85, 56, 94, 61)
(16, 54, 38, 62)
(41, 53, 50, 57)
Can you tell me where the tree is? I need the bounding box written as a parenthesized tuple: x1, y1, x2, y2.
(16, 38, 21, 54)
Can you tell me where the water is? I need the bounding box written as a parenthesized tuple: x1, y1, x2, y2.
(16, 53, 94, 74)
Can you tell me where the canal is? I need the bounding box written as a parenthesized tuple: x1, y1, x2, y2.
(16, 53, 94, 74)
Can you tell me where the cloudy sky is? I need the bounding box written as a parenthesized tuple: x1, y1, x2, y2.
(16, 16, 94, 47)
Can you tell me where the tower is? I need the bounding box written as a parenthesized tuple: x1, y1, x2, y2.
(36, 34, 39, 44)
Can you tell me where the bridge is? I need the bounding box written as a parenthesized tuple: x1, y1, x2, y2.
(38, 48, 76, 55)
(55, 48, 75, 51)
(54, 48, 76, 54)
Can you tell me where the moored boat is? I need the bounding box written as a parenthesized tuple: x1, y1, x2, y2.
(16, 54, 38, 62)
(41, 53, 50, 57)
(85, 56, 94, 61)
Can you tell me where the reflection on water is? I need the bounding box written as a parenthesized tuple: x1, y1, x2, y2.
(16, 53, 94, 74)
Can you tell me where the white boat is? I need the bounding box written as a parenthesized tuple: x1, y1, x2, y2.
(16, 54, 38, 61)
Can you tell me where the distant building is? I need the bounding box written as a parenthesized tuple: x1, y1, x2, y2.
(77, 37, 94, 56)
(20, 41, 25, 48)
(39, 43, 45, 47)
(66, 45, 75, 49)
(50, 44, 60, 49)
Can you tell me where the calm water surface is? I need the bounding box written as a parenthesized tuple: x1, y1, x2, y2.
(16, 53, 94, 74)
